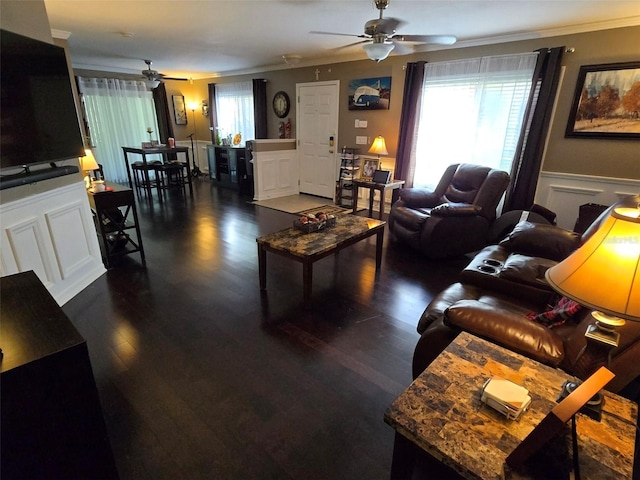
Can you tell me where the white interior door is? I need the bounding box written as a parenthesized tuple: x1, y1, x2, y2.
(296, 81, 340, 199)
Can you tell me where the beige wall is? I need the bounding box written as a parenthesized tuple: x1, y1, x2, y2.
(4, 0, 638, 181)
(190, 25, 639, 181)
(1, 0, 52, 44)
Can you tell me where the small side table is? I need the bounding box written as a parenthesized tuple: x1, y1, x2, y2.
(88, 182, 145, 268)
(352, 179, 405, 219)
(384, 332, 637, 479)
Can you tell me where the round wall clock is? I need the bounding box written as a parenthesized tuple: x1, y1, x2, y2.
(272, 91, 290, 118)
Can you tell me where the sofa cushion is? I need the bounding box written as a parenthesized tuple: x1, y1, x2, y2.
(499, 254, 557, 289)
(526, 295, 583, 328)
(499, 221, 581, 261)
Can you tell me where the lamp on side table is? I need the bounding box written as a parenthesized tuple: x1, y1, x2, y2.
(79, 148, 100, 188)
(545, 201, 640, 419)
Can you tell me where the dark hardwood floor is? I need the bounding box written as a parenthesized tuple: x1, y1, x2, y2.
(62, 178, 468, 480)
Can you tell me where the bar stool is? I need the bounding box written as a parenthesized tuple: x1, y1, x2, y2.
(131, 160, 162, 196)
(156, 161, 186, 192)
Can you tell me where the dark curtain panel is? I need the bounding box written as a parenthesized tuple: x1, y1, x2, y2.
(505, 47, 564, 211)
(252, 79, 267, 139)
(153, 83, 174, 143)
(395, 61, 426, 188)
(208, 83, 217, 144)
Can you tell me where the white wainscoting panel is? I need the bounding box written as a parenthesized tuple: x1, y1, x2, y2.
(252, 150, 299, 201)
(0, 180, 106, 305)
(534, 171, 640, 230)
(4, 215, 57, 289)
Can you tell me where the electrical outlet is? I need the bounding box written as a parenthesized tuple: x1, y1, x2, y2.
(356, 136, 368, 145)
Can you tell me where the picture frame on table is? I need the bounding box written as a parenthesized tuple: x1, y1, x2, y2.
(172, 95, 188, 125)
(361, 158, 380, 180)
(565, 61, 640, 140)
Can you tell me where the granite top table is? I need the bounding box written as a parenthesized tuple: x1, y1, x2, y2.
(384, 332, 637, 480)
(256, 214, 385, 303)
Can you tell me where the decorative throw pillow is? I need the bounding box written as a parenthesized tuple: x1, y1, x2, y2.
(526, 295, 583, 328)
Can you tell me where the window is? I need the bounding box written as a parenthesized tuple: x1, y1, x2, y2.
(214, 81, 254, 145)
(412, 53, 538, 190)
(78, 77, 159, 183)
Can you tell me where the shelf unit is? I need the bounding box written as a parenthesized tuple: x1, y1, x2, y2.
(336, 146, 360, 208)
(88, 183, 145, 268)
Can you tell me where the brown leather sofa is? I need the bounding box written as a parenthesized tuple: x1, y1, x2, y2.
(412, 196, 640, 393)
(388, 163, 510, 259)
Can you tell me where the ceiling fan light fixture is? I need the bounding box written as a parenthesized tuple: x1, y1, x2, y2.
(144, 78, 160, 89)
(363, 41, 394, 62)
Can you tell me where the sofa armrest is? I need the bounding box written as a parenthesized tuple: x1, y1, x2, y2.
(444, 300, 565, 366)
(417, 283, 484, 334)
(399, 188, 442, 208)
(431, 203, 481, 217)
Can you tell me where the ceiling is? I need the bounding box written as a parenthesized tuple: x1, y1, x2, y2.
(44, 0, 640, 80)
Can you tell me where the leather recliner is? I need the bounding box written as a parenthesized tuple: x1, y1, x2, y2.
(412, 195, 640, 394)
(388, 163, 510, 259)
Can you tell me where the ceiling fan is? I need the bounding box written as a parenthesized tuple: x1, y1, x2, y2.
(141, 60, 188, 86)
(311, 0, 456, 62)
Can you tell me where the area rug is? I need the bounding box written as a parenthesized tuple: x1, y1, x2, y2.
(252, 194, 332, 214)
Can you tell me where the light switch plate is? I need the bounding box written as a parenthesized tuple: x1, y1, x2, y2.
(356, 136, 368, 145)
(359, 120, 367, 128)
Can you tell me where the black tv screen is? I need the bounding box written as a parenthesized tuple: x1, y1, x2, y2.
(1, 29, 84, 171)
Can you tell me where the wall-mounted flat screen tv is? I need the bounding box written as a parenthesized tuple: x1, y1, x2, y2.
(1, 29, 84, 171)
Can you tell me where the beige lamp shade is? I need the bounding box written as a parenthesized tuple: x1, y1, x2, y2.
(368, 136, 388, 157)
(79, 149, 99, 172)
(545, 206, 640, 321)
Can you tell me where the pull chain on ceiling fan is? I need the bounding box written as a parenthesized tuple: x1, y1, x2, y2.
(310, 0, 456, 62)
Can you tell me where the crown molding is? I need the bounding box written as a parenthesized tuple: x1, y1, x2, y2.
(51, 29, 72, 40)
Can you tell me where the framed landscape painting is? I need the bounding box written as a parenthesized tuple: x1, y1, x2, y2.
(565, 61, 640, 139)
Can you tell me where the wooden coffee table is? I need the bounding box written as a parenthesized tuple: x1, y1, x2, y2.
(384, 332, 637, 479)
(256, 215, 385, 302)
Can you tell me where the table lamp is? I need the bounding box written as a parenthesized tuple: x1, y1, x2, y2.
(368, 135, 388, 161)
(79, 148, 99, 188)
(545, 201, 640, 417)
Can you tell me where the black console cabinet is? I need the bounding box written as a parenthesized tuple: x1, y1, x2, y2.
(0, 271, 119, 479)
(207, 145, 253, 196)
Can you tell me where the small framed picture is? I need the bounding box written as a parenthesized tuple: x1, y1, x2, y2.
(361, 158, 380, 180)
(372, 169, 392, 184)
(172, 95, 188, 125)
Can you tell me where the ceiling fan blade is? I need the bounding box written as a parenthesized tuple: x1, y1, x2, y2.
(392, 34, 457, 45)
(334, 39, 370, 51)
(389, 39, 414, 55)
(163, 77, 189, 81)
(310, 30, 364, 38)
(378, 17, 402, 33)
